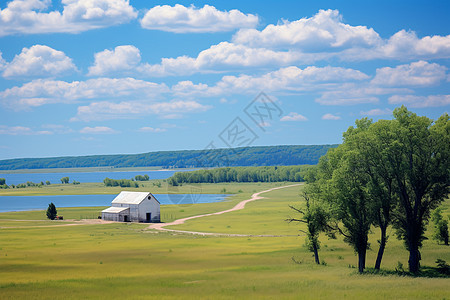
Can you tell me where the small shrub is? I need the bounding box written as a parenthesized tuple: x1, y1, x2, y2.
(435, 259, 449, 275)
(395, 261, 405, 274)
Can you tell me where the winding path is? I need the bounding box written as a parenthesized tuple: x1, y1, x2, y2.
(147, 183, 303, 236)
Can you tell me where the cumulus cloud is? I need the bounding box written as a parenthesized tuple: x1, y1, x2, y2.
(0, 77, 169, 109)
(88, 45, 141, 76)
(280, 112, 308, 121)
(0, 0, 137, 36)
(72, 100, 211, 122)
(80, 126, 118, 134)
(232, 10, 450, 62)
(139, 127, 166, 133)
(322, 113, 341, 120)
(388, 94, 450, 108)
(139, 42, 301, 76)
(2, 45, 77, 79)
(379, 30, 450, 60)
(360, 108, 392, 116)
(0, 125, 52, 135)
(140, 4, 258, 33)
(233, 9, 381, 51)
(193, 66, 368, 96)
(371, 61, 447, 86)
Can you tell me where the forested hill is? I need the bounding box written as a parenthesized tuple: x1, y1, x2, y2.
(0, 144, 337, 170)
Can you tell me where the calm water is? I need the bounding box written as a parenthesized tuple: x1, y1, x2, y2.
(0, 194, 230, 212)
(0, 170, 186, 185)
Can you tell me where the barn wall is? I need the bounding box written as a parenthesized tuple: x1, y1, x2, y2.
(138, 196, 160, 222)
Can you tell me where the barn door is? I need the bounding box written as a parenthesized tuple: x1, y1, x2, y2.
(146, 213, 151, 222)
(124, 215, 128, 222)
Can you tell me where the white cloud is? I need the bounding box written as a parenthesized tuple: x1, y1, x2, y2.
(72, 100, 211, 122)
(88, 45, 141, 76)
(170, 65, 371, 100)
(209, 66, 368, 96)
(233, 9, 381, 51)
(322, 113, 341, 120)
(0, 77, 169, 109)
(0, 125, 52, 135)
(280, 112, 308, 121)
(0, 0, 137, 36)
(0, 51, 6, 71)
(80, 126, 118, 134)
(315, 82, 415, 106)
(388, 94, 450, 108)
(3, 45, 77, 79)
(139, 42, 301, 76)
(231, 10, 450, 62)
(316, 90, 379, 106)
(360, 108, 392, 116)
(380, 30, 450, 60)
(139, 127, 166, 133)
(140, 4, 258, 33)
(371, 61, 447, 86)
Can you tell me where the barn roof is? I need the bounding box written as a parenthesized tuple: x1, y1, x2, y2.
(111, 191, 159, 205)
(101, 206, 129, 214)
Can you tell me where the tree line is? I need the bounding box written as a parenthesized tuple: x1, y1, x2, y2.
(0, 145, 336, 170)
(288, 106, 449, 274)
(103, 178, 139, 188)
(167, 165, 312, 185)
(0, 177, 80, 189)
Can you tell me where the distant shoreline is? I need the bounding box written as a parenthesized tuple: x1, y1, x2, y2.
(0, 166, 193, 174)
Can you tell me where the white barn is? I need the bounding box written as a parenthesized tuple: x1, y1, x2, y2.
(101, 191, 160, 223)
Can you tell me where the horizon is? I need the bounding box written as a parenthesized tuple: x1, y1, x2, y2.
(1, 0, 449, 160)
(0, 143, 338, 161)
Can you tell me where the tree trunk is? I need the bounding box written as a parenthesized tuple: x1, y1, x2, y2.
(358, 247, 366, 273)
(374, 227, 387, 270)
(313, 243, 320, 265)
(408, 243, 420, 273)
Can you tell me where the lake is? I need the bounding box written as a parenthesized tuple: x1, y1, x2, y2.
(0, 194, 231, 212)
(0, 170, 187, 185)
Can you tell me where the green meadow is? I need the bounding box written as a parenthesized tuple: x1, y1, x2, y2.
(0, 180, 276, 196)
(0, 183, 449, 299)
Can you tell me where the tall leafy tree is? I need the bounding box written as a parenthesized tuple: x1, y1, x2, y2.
(310, 119, 374, 273)
(311, 107, 449, 273)
(343, 119, 397, 270)
(385, 107, 449, 273)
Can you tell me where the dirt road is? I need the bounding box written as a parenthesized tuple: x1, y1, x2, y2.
(147, 183, 303, 236)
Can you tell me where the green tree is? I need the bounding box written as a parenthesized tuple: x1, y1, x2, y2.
(0, 178, 5, 185)
(46, 202, 57, 220)
(287, 191, 333, 264)
(385, 107, 449, 273)
(341, 118, 397, 270)
(60, 177, 69, 184)
(311, 107, 449, 273)
(432, 208, 449, 245)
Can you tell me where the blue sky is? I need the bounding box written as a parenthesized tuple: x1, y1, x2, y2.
(0, 0, 449, 159)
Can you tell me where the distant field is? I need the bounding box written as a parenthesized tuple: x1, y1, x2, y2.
(0, 181, 281, 196)
(0, 183, 448, 299)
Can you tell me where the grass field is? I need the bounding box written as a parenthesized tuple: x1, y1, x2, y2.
(0, 181, 278, 196)
(0, 183, 449, 299)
